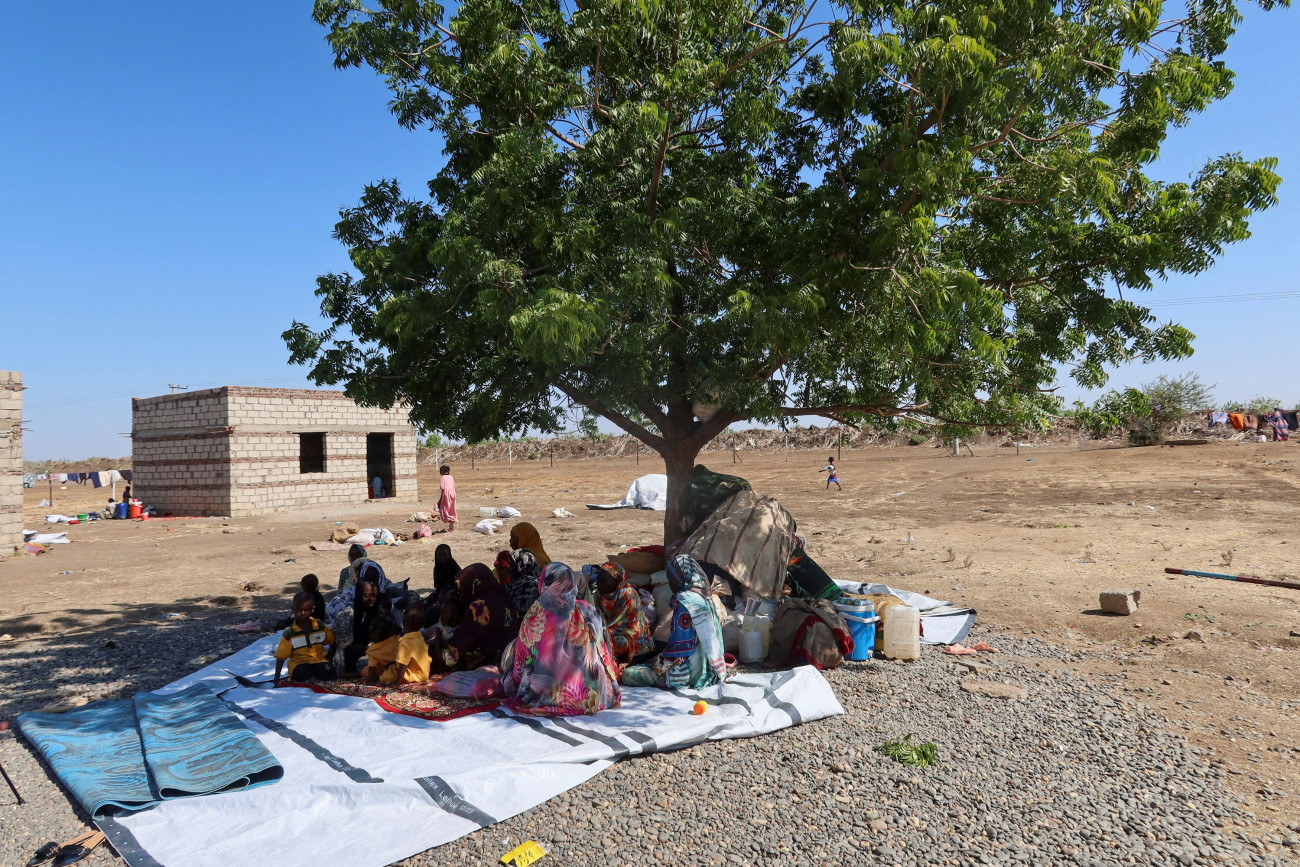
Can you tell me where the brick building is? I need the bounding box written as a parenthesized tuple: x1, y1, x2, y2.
(132, 386, 418, 517)
(1, 371, 22, 554)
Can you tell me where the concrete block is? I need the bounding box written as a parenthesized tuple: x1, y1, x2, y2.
(1098, 589, 1141, 616)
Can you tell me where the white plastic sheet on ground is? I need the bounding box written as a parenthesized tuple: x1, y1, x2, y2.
(833, 580, 976, 646)
(23, 531, 70, 544)
(99, 637, 842, 867)
(585, 473, 668, 511)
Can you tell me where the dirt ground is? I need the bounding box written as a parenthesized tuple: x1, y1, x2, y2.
(5, 440, 1299, 837)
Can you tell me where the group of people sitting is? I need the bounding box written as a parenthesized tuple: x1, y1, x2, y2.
(272, 522, 731, 717)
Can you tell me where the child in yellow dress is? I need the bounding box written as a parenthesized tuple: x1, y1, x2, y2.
(360, 618, 400, 683)
(379, 606, 432, 685)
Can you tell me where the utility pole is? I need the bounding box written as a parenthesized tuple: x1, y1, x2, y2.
(168, 383, 188, 394)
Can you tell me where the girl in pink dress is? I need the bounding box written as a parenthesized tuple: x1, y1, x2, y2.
(437, 465, 457, 531)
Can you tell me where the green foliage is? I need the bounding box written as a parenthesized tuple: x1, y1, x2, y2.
(420, 432, 447, 449)
(1075, 372, 1213, 437)
(288, 0, 1284, 512)
(1074, 388, 1152, 437)
(1221, 396, 1284, 414)
(1141, 373, 1216, 427)
(574, 411, 601, 440)
(876, 734, 940, 768)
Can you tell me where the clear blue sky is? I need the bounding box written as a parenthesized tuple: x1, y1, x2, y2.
(2, 3, 1296, 460)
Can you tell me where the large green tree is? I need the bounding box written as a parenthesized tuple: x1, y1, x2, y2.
(288, 0, 1282, 543)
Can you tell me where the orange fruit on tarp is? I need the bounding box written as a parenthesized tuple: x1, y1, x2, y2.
(692, 700, 707, 715)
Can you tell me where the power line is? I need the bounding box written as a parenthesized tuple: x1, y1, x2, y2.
(1144, 290, 1300, 307)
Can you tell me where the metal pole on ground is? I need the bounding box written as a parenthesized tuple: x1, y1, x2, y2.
(550, 445, 554, 468)
(0, 759, 22, 804)
(508, 443, 512, 468)
(784, 433, 789, 462)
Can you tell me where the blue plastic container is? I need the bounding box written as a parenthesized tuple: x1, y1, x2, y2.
(114, 502, 128, 519)
(833, 597, 878, 661)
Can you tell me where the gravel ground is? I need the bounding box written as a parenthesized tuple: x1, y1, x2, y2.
(2, 609, 1298, 867)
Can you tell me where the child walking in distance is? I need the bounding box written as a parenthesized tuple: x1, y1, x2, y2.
(823, 456, 842, 491)
(274, 592, 337, 686)
(438, 465, 457, 532)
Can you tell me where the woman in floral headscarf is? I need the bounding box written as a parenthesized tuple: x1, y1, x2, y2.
(500, 563, 621, 717)
(623, 555, 729, 690)
(592, 562, 655, 667)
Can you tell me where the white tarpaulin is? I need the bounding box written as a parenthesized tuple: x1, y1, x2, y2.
(833, 580, 977, 646)
(23, 531, 70, 544)
(585, 473, 668, 511)
(98, 637, 842, 867)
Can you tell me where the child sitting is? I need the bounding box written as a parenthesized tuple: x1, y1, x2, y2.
(360, 617, 400, 683)
(278, 574, 329, 629)
(301, 574, 327, 622)
(380, 604, 432, 685)
(421, 596, 462, 663)
(274, 592, 337, 686)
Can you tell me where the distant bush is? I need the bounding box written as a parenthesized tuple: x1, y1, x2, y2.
(1128, 427, 1165, 446)
(1220, 396, 1284, 414)
(1075, 373, 1214, 439)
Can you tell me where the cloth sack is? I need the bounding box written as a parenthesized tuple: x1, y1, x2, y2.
(432, 669, 506, 700)
(766, 599, 853, 671)
(331, 523, 360, 544)
(678, 465, 751, 537)
(676, 489, 796, 600)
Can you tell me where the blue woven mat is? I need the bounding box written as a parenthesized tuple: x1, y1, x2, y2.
(18, 684, 283, 817)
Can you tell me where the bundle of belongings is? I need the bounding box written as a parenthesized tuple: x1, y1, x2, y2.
(608, 465, 973, 672)
(604, 466, 847, 670)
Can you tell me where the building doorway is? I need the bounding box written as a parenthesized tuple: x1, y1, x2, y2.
(366, 433, 394, 499)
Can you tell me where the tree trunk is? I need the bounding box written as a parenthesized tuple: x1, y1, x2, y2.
(661, 439, 701, 549)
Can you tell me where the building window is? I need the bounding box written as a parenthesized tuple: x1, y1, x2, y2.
(299, 433, 326, 473)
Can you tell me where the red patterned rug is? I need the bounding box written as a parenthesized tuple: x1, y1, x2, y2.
(285, 677, 500, 722)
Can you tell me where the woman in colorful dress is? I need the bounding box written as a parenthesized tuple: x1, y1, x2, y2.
(593, 562, 655, 667)
(500, 563, 621, 717)
(623, 555, 729, 690)
(1269, 408, 1290, 442)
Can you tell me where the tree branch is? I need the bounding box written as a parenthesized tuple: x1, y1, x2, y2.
(556, 380, 666, 449)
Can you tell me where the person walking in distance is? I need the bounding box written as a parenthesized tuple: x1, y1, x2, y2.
(823, 456, 842, 491)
